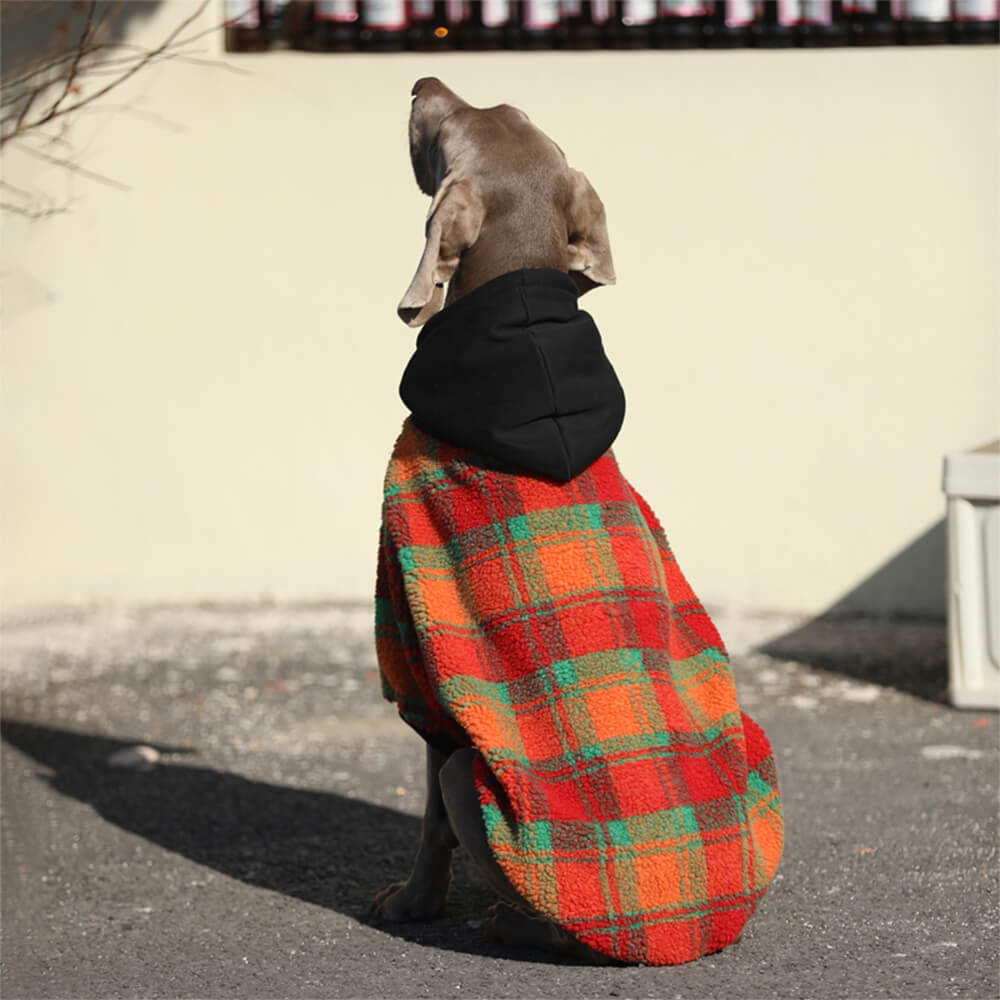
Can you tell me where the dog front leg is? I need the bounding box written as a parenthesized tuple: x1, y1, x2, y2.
(371, 743, 458, 922)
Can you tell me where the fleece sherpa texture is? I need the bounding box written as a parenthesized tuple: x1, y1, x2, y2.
(375, 419, 784, 966)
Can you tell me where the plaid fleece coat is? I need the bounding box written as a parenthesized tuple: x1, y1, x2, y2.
(375, 418, 784, 966)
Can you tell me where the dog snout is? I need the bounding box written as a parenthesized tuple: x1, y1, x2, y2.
(409, 77, 471, 127)
(411, 76, 440, 98)
(411, 77, 458, 103)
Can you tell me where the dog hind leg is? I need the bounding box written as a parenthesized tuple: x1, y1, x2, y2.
(439, 748, 609, 962)
(371, 744, 458, 921)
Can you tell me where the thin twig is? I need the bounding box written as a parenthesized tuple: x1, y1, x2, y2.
(45, 1, 98, 122)
(0, 178, 36, 199)
(0, 201, 66, 219)
(15, 143, 130, 191)
(28, 130, 74, 152)
(75, 49, 249, 76)
(3, 48, 91, 93)
(73, 102, 187, 133)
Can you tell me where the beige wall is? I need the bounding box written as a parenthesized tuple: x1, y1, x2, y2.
(2, 3, 997, 615)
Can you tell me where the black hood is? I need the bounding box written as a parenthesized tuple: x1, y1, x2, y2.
(399, 268, 625, 483)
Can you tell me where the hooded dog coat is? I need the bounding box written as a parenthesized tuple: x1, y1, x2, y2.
(375, 269, 784, 966)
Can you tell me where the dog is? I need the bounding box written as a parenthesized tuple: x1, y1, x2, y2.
(372, 78, 784, 966)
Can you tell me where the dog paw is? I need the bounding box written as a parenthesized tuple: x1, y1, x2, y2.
(370, 880, 448, 922)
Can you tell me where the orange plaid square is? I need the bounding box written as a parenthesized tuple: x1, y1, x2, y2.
(420, 574, 473, 629)
(635, 850, 682, 912)
(537, 538, 595, 596)
(587, 686, 641, 743)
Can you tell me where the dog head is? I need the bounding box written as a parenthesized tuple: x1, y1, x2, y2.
(398, 78, 615, 327)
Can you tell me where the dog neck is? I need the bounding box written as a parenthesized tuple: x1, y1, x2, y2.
(446, 243, 570, 308)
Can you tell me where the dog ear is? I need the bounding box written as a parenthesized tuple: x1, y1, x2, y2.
(565, 169, 616, 295)
(398, 178, 485, 327)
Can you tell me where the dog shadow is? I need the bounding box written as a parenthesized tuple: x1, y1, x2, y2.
(0, 718, 536, 961)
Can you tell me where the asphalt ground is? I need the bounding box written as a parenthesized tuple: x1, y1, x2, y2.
(1, 603, 997, 1000)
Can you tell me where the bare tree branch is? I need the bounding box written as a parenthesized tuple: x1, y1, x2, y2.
(5, 0, 213, 145)
(1, 0, 229, 216)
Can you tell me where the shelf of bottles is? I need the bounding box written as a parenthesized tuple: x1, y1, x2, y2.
(223, 1, 1000, 52)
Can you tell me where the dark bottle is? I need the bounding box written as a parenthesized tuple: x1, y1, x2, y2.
(406, 0, 453, 52)
(559, 0, 612, 48)
(360, 0, 409, 49)
(519, 0, 561, 47)
(952, 0, 1000, 42)
(898, 0, 951, 43)
(460, 1, 515, 49)
(313, 0, 360, 50)
(285, 0, 313, 48)
(798, 0, 848, 45)
(654, 0, 708, 48)
(702, 0, 755, 46)
(225, 0, 270, 51)
(844, 0, 898, 45)
(751, 0, 801, 46)
(407, 1, 457, 49)
(263, 0, 291, 46)
(607, 0, 657, 46)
